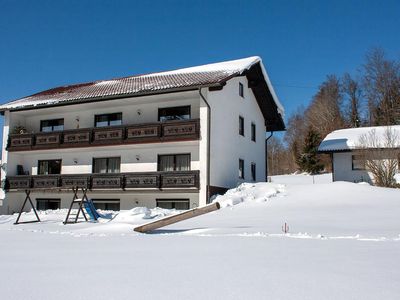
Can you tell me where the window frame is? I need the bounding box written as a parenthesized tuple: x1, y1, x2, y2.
(239, 82, 244, 98)
(251, 123, 256, 142)
(157, 153, 191, 171)
(158, 105, 191, 122)
(239, 159, 245, 179)
(38, 159, 62, 175)
(239, 116, 245, 136)
(91, 199, 120, 211)
(92, 157, 121, 174)
(94, 112, 122, 128)
(351, 155, 366, 171)
(156, 199, 190, 210)
(36, 198, 61, 210)
(251, 162, 256, 181)
(40, 118, 64, 132)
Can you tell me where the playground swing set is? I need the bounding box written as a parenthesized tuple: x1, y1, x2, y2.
(13, 187, 111, 225)
(13, 187, 221, 233)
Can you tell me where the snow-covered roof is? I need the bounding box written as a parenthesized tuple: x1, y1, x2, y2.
(0, 56, 284, 119)
(318, 125, 400, 152)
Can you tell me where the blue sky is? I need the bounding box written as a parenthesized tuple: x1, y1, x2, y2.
(0, 0, 399, 137)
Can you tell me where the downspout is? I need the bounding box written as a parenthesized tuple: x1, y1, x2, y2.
(265, 131, 273, 181)
(199, 88, 211, 204)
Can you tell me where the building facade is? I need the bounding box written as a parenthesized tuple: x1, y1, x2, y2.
(0, 57, 284, 214)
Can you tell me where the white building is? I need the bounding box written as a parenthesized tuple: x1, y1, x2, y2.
(0, 57, 284, 214)
(0, 160, 4, 207)
(318, 125, 400, 183)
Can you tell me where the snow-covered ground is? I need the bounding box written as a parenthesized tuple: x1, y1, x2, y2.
(0, 174, 399, 300)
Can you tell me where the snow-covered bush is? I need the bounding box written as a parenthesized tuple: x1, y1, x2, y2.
(358, 127, 400, 188)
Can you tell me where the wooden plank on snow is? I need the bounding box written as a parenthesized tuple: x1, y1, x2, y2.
(133, 202, 221, 233)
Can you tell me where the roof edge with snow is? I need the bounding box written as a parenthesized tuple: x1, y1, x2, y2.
(318, 125, 400, 152)
(0, 56, 285, 131)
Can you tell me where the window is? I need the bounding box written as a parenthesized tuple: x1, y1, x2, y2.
(17, 165, 29, 175)
(251, 163, 256, 181)
(158, 106, 191, 122)
(36, 198, 60, 210)
(156, 199, 190, 210)
(239, 159, 244, 179)
(239, 116, 244, 136)
(352, 155, 366, 170)
(239, 82, 244, 98)
(93, 157, 121, 173)
(251, 123, 256, 142)
(38, 160, 61, 175)
(158, 154, 191, 171)
(95, 113, 122, 127)
(92, 199, 120, 211)
(40, 119, 64, 132)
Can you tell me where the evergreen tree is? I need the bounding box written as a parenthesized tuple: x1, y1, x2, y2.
(297, 128, 323, 174)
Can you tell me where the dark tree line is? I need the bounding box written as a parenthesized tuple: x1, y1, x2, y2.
(267, 48, 400, 175)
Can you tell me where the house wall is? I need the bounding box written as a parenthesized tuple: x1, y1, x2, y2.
(0, 111, 10, 214)
(0, 159, 4, 208)
(3, 91, 202, 177)
(332, 152, 373, 183)
(198, 91, 209, 205)
(1, 79, 270, 213)
(206, 76, 266, 190)
(4, 191, 199, 214)
(9, 91, 200, 132)
(1, 91, 207, 213)
(7, 142, 199, 176)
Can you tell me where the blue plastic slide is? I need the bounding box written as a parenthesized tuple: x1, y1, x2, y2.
(83, 199, 112, 220)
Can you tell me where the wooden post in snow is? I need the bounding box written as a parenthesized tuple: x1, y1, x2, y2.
(134, 202, 221, 233)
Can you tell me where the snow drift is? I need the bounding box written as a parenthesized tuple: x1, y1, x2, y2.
(213, 182, 285, 207)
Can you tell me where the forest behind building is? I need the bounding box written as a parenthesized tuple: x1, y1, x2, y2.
(268, 48, 400, 176)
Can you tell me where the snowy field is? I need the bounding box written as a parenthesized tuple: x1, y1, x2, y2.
(0, 173, 400, 300)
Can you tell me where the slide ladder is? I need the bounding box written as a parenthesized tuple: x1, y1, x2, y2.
(64, 187, 111, 224)
(63, 188, 91, 224)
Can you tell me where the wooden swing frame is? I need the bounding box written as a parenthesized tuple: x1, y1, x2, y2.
(63, 187, 95, 224)
(14, 190, 41, 225)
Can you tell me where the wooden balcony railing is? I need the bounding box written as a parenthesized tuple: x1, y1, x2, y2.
(35, 132, 61, 148)
(7, 119, 200, 151)
(5, 170, 200, 191)
(32, 175, 60, 189)
(8, 134, 33, 150)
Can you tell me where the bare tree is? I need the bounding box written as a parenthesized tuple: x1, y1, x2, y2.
(306, 75, 345, 136)
(267, 136, 295, 175)
(267, 136, 284, 175)
(341, 73, 363, 127)
(357, 127, 400, 187)
(363, 48, 400, 126)
(284, 107, 307, 169)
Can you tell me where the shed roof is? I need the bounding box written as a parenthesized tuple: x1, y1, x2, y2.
(318, 125, 400, 152)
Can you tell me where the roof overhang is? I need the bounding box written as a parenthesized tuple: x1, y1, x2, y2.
(0, 83, 223, 114)
(0, 57, 286, 132)
(318, 149, 352, 154)
(245, 63, 285, 131)
(319, 147, 400, 154)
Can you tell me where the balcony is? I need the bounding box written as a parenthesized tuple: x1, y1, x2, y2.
(7, 119, 200, 152)
(5, 170, 200, 191)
